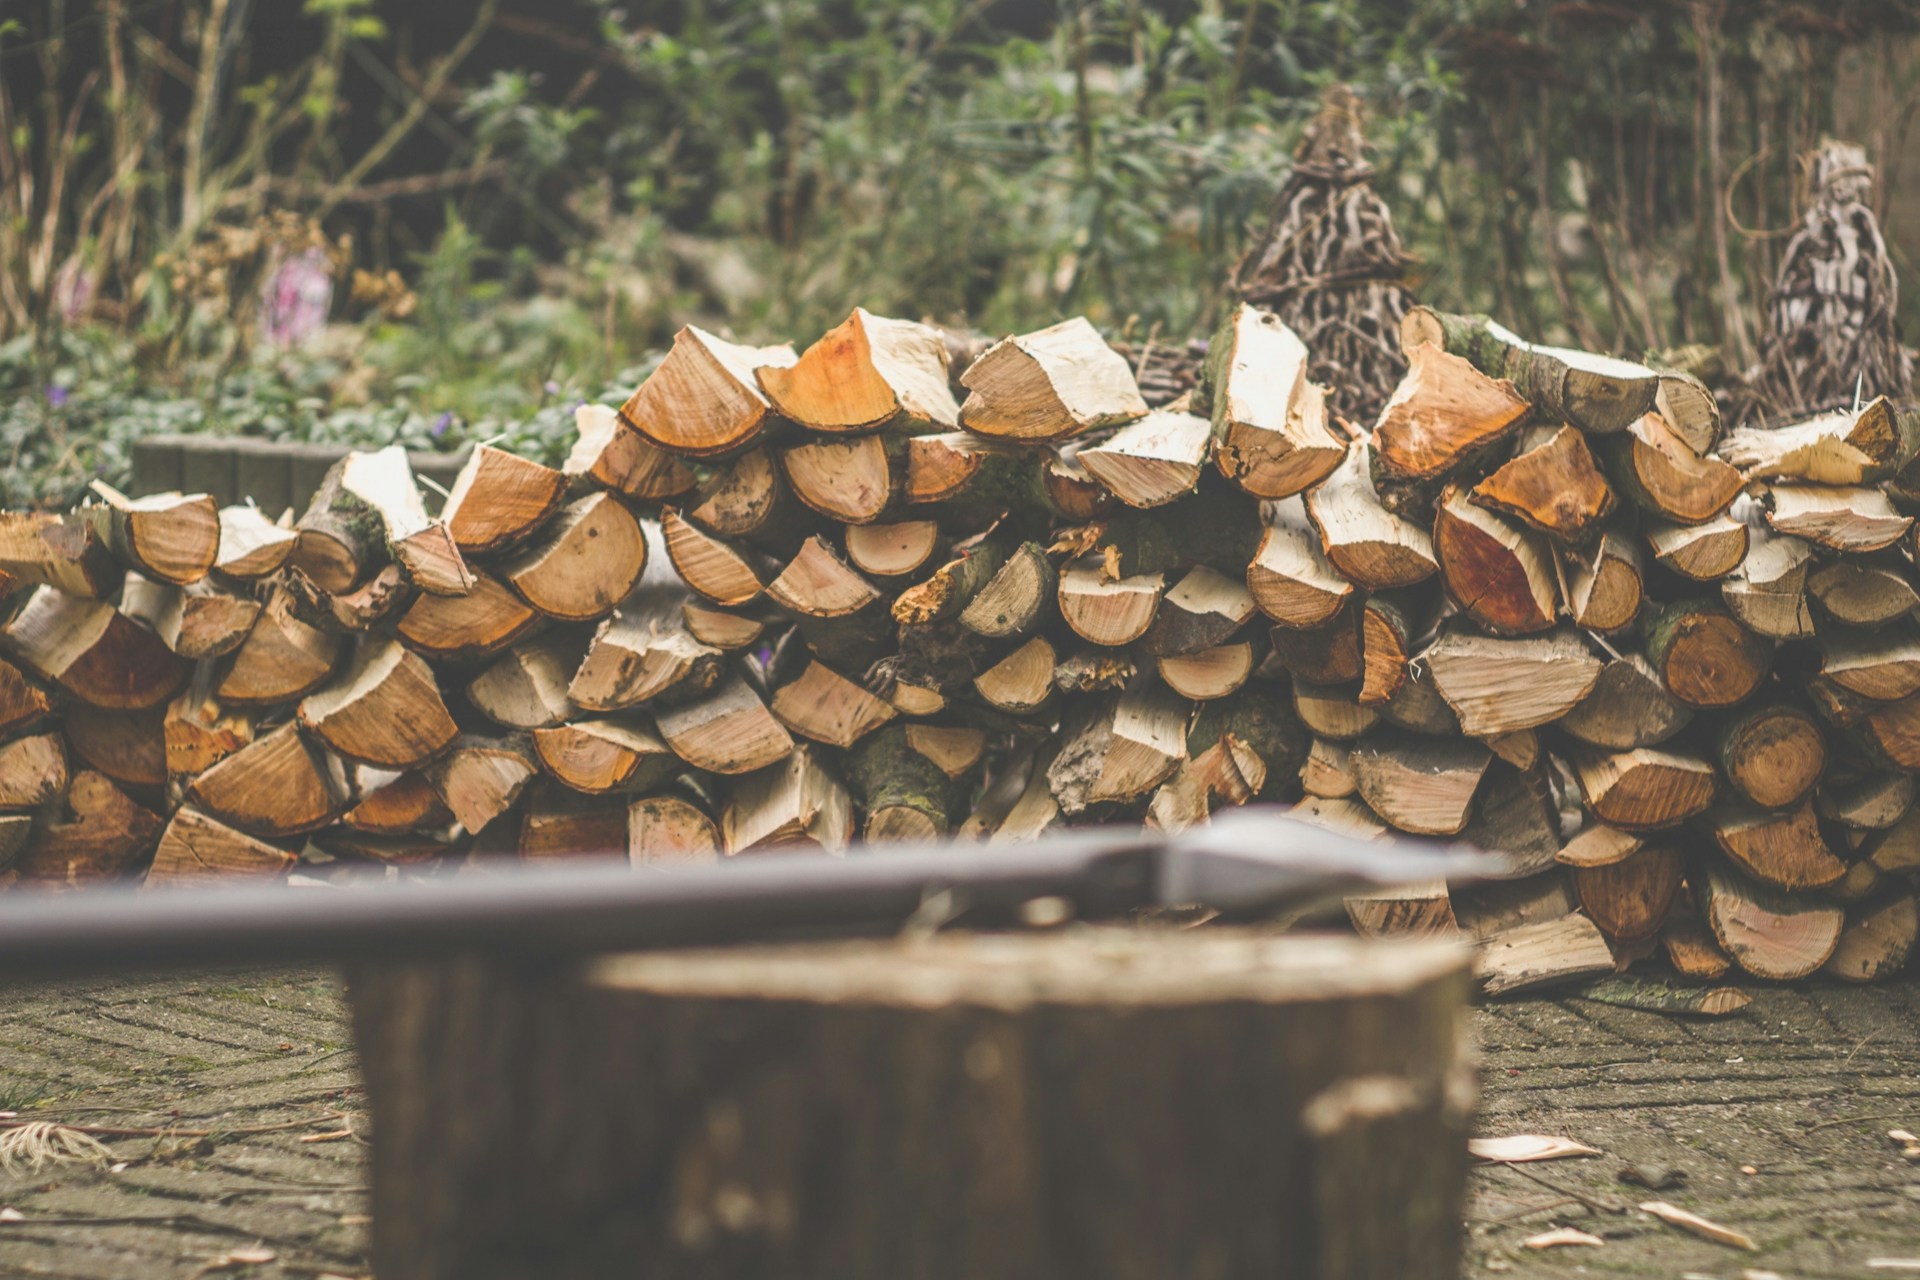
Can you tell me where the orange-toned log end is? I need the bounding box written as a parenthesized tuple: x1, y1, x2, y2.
(1470, 426, 1614, 541)
(1645, 602, 1769, 710)
(1433, 489, 1556, 635)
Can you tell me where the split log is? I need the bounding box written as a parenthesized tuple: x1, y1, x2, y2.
(1476, 913, 1618, 996)
(146, 808, 296, 885)
(0, 732, 68, 809)
(1567, 530, 1643, 632)
(1142, 565, 1253, 657)
(1423, 629, 1603, 736)
(1598, 414, 1742, 524)
(1820, 890, 1918, 982)
(1807, 558, 1919, 626)
(653, 674, 794, 775)
(627, 794, 722, 867)
(1292, 681, 1379, 741)
(1349, 735, 1492, 836)
(1559, 654, 1693, 750)
(1662, 913, 1734, 980)
(1188, 687, 1304, 803)
(15, 772, 162, 886)
(426, 735, 541, 834)
(1709, 800, 1847, 890)
(1556, 822, 1643, 869)
(1699, 861, 1844, 980)
(1642, 599, 1770, 709)
(958, 542, 1055, 639)
(441, 445, 567, 553)
(661, 509, 767, 607)
(518, 784, 627, 861)
(216, 587, 341, 706)
(342, 772, 454, 835)
(1820, 773, 1914, 830)
(1403, 307, 1718, 448)
(1451, 875, 1578, 942)
(1287, 796, 1390, 842)
(345, 932, 1472, 1280)
(298, 639, 459, 769)
(81, 483, 219, 585)
(1302, 740, 1356, 799)
(1205, 303, 1343, 498)
(1372, 343, 1528, 481)
(1718, 396, 1919, 484)
(499, 492, 646, 622)
(686, 448, 798, 544)
(467, 637, 580, 730)
(973, 636, 1056, 714)
(1458, 763, 1560, 875)
(1469, 426, 1613, 542)
(2, 587, 187, 709)
(396, 571, 540, 663)
(1572, 844, 1682, 942)
(756, 308, 959, 432)
(846, 724, 961, 841)
(284, 562, 415, 635)
(1306, 441, 1438, 590)
(1047, 685, 1188, 815)
(1821, 628, 1920, 702)
(1762, 484, 1912, 553)
(1346, 882, 1457, 939)
(1158, 642, 1254, 701)
(1247, 497, 1353, 628)
(1057, 557, 1163, 646)
(1858, 691, 1920, 771)
(781, 434, 894, 524)
(569, 593, 724, 712)
(770, 658, 897, 748)
(1569, 747, 1716, 831)
(531, 719, 678, 795)
(64, 703, 165, 789)
(619, 325, 797, 457)
(958, 316, 1148, 442)
(1721, 527, 1815, 639)
(766, 539, 883, 624)
(1268, 605, 1363, 685)
(902, 433, 1068, 516)
(325, 448, 473, 595)
(120, 575, 260, 660)
(214, 504, 298, 578)
(844, 521, 941, 578)
(563, 403, 697, 501)
(0, 511, 116, 596)
(1079, 411, 1211, 508)
(164, 680, 253, 780)
(187, 723, 348, 837)
(1646, 514, 1749, 580)
(1379, 666, 1461, 737)
(681, 603, 769, 652)
(723, 746, 852, 854)
(0, 655, 52, 737)
(1358, 593, 1422, 706)
(1432, 486, 1556, 635)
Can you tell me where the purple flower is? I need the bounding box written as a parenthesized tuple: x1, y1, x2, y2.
(544, 380, 561, 396)
(431, 411, 454, 440)
(259, 247, 335, 350)
(45, 385, 69, 409)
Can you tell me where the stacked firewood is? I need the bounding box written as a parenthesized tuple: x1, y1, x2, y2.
(0, 303, 1914, 991)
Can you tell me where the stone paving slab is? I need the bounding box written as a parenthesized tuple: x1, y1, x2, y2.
(0, 967, 1913, 1278)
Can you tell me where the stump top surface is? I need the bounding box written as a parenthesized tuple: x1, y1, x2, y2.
(586, 929, 1467, 1009)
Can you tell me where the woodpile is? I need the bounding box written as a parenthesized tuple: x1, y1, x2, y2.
(0, 300, 1914, 993)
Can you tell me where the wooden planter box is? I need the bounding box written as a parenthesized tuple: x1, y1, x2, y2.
(128, 434, 471, 515)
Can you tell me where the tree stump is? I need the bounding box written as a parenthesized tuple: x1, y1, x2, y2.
(348, 932, 1472, 1280)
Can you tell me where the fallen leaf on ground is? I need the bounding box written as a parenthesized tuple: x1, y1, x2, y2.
(1868, 1262, 1920, 1272)
(1891, 1129, 1918, 1144)
(1469, 1134, 1602, 1163)
(299, 1128, 354, 1143)
(1524, 1227, 1604, 1249)
(190, 1247, 276, 1277)
(0, 1208, 21, 1222)
(1638, 1200, 1758, 1251)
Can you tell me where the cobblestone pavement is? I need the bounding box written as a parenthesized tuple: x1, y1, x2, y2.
(0, 968, 1913, 1278)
